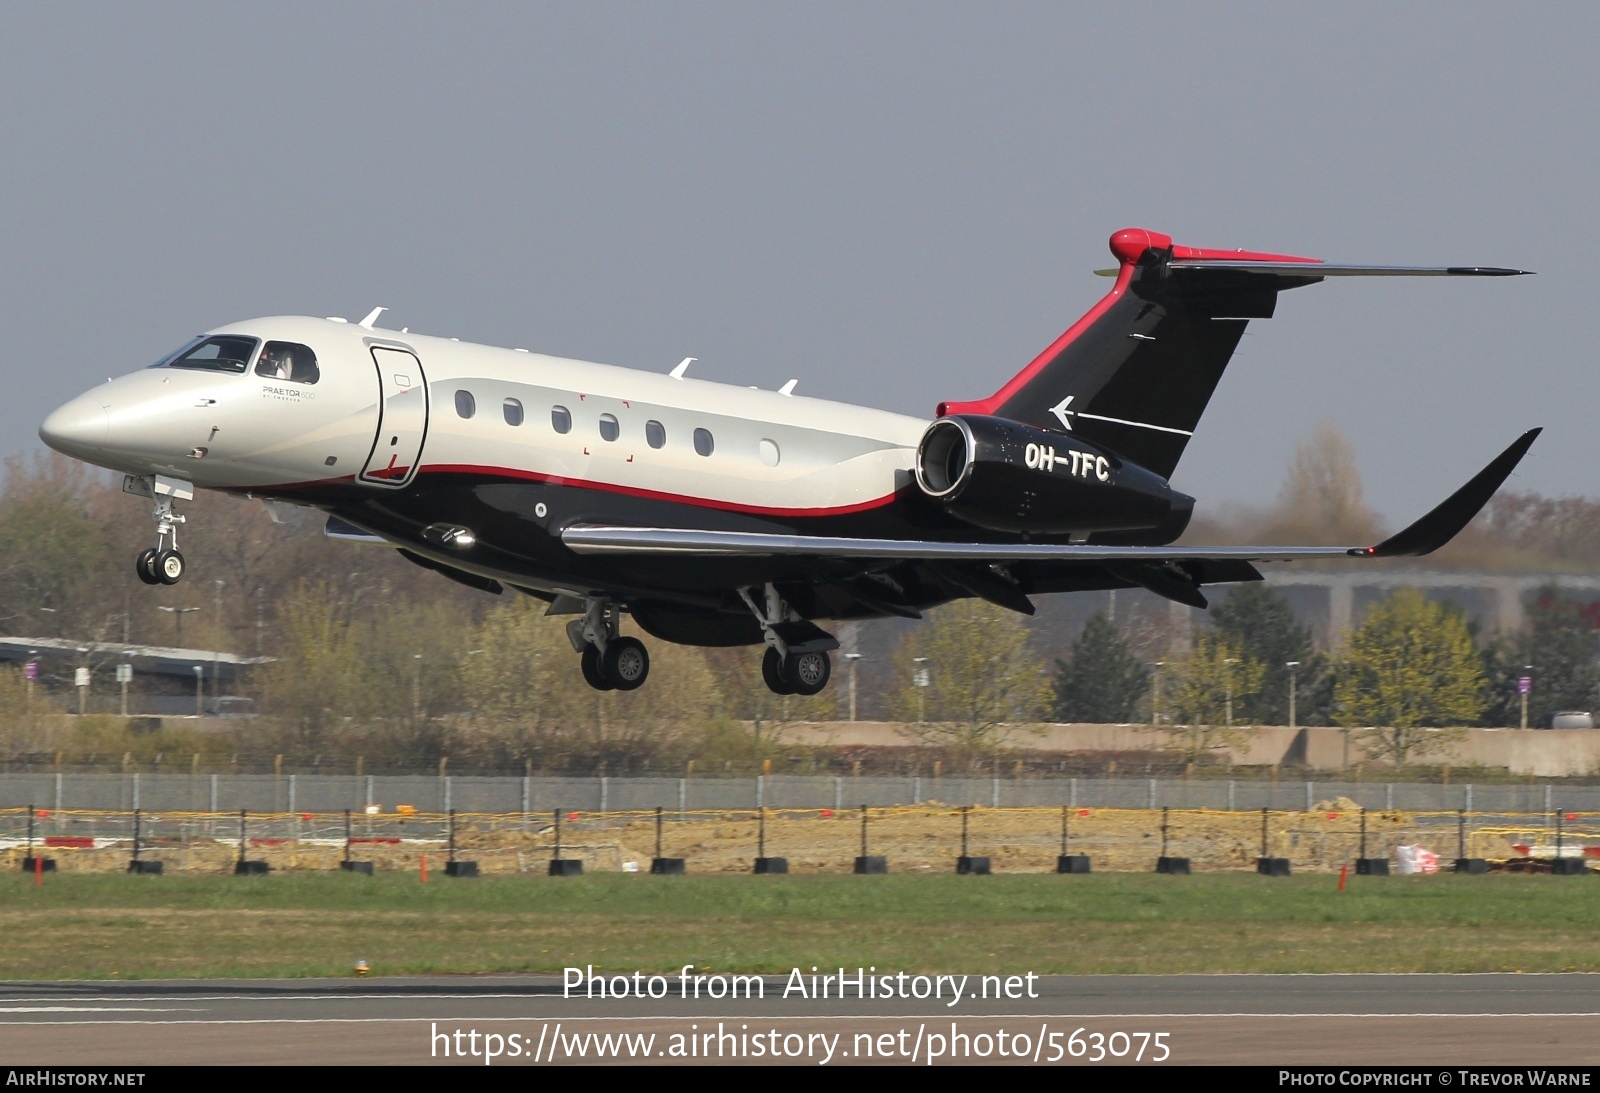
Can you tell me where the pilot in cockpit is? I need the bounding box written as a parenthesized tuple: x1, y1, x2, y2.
(257, 346, 293, 380)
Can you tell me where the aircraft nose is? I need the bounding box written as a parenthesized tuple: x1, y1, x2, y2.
(39, 394, 110, 459)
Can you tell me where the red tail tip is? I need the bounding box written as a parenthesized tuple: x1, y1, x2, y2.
(1109, 228, 1173, 265)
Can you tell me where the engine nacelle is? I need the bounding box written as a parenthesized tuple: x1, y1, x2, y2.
(914, 414, 1194, 536)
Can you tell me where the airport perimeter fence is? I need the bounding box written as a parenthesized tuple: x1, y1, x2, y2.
(1, 803, 1596, 876)
(0, 771, 1597, 816)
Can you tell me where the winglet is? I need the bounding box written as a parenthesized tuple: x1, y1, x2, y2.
(358, 307, 387, 329)
(670, 357, 695, 379)
(1355, 429, 1541, 558)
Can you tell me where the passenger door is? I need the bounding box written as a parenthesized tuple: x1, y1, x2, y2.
(360, 347, 429, 487)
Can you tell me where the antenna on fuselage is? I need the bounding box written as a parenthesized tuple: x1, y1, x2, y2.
(358, 307, 387, 330)
(778, 379, 798, 396)
(669, 357, 695, 379)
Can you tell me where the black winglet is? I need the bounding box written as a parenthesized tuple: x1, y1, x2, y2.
(1355, 429, 1541, 558)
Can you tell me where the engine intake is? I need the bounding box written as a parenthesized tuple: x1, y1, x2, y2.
(914, 414, 1194, 537)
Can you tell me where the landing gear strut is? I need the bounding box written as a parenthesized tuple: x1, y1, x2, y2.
(740, 584, 836, 697)
(133, 482, 187, 586)
(568, 599, 650, 691)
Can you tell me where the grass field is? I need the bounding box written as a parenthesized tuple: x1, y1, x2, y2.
(1, 871, 1597, 980)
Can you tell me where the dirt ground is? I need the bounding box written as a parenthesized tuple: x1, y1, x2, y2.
(5, 799, 1571, 875)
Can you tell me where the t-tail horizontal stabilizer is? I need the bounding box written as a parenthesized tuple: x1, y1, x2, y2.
(1355, 428, 1541, 558)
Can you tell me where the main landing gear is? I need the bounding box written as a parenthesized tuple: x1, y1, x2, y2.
(134, 484, 187, 586)
(740, 584, 837, 697)
(568, 599, 650, 692)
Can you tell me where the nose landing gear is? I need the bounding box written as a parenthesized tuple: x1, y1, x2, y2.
(567, 599, 651, 691)
(131, 479, 189, 586)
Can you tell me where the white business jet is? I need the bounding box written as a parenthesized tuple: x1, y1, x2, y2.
(39, 228, 1536, 695)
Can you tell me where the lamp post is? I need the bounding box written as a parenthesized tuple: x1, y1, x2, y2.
(159, 605, 200, 645)
(192, 665, 204, 718)
(1223, 658, 1240, 728)
(843, 652, 865, 722)
(912, 657, 931, 729)
(1520, 665, 1534, 730)
(1151, 661, 1165, 726)
(1286, 661, 1301, 730)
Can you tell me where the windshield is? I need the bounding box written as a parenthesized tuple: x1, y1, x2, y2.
(162, 335, 259, 374)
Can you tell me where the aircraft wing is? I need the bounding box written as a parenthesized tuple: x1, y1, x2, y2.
(562, 429, 1539, 565)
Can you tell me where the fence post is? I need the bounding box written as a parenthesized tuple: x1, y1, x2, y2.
(54, 772, 62, 812)
(834, 776, 842, 812)
(678, 777, 686, 820)
(756, 774, 764, 809)
(913, 776, 921, 805)
(1385, 783, 1393, 811)
(1544, 784, 1552, 822)
(444, 776, 452, 814)
(132, 772, 140, 812)
(1148, 778, 1156, 810)
(210, 773, 218, 813)
(288, 774, 297, 815)
(1306, 781, 1313, 812)
(1465, 784, 1473, 813)
(1069, 777, 1077, 808)
(521, 776, 530, 819)
(366, 774, 374, 810)
(1228, 780, 1235, 812)
(991, 777, 1000, 808)
(600, 775, 609, 813)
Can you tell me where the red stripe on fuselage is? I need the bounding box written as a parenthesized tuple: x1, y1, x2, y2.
(418, 463, 903, 517)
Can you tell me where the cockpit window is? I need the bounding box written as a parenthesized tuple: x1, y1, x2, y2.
(254, 341, 320, 384)
(164, 335, 259, 374)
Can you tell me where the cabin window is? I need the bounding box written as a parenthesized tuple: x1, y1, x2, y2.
(645, 420, 666, 449)
(759, 438, 780, 467)
(598, 413, 620, 442)
(551, 406, 572, 433)
(455, 390, 476, 419)
(165, 335, 259, 375)
(694, 427, 714, 457)
(254, 341, 320, 385)
(503, 398, 524, 426)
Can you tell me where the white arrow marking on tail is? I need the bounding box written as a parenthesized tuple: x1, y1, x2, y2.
(1049, 395, 1075, 430)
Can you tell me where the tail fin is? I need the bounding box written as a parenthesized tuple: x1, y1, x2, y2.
(936, 228, 1529, 478)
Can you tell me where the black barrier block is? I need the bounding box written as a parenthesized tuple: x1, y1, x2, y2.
(126, 860, 164, 875)
(1552, 858, 1590, 875)
(1056, 855, 1092, 874)
(548, 859, 583, 876)
(1355, 858, 1389, 876)
(233, 860, 269, 876)
(956, 856, 991, 875)
(20, 857, 56, 873)
(853, 855, 888, 875)
(753, 857, 788, 874)
(339, 861, 374, 875)
(1156, 856, 1191, 874)
(1256, 857, 1291, 876)
(443, 861, 479, 878)
(650, 858, 686, 875)
(1454, 858, 1489, 875)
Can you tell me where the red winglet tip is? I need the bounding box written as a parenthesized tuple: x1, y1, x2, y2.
(1109, 227, 1173, 265)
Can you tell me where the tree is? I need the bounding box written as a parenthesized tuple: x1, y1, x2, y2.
(1270, 423, 1378, 544)
(1052, 612, 1149, 722)
(1209, 583, 1322, 725)
(890, 599, 1052, 761)
(1480, 585, 1600, 728)
(1163, 633, 1264, 761)
(1334, 588, 1485, 766)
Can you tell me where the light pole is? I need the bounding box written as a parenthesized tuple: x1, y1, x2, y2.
(159, 605, 200, 645)
(843, 652, 865, 722)
(1223, 658, 1240, 728)
(1520, 664, 1534, 730)
(192, 665, 204, 718)
(912, 656, 931, 729)
(1151, 661, 1165, 726)
(75, 646, 89, 715)
(1286, 661, 1300, 730)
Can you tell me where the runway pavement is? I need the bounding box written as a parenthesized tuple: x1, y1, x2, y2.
(0, 974, 1596, 1065)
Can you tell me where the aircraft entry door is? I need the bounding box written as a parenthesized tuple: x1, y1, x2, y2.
(360, 347, 429, 487)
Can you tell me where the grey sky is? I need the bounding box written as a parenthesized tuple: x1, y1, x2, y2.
(2, 4, 1593, 526)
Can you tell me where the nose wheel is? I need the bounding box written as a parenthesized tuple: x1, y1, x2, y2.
(134, 480, 189, 585)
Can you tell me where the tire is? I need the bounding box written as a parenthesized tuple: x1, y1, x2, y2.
(135, 549, 160, 585)
(785, 650, 831, 696)
(761, 647, 795, 695)
(156, 549, 185, 585)
(580, 644, 613, 691)
(602, 637, 649, 691)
